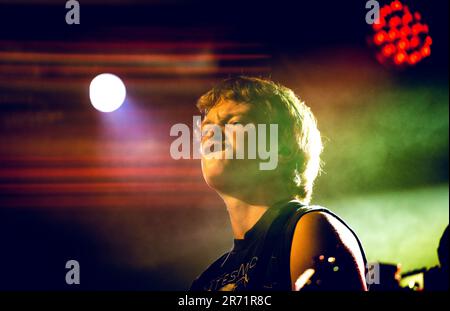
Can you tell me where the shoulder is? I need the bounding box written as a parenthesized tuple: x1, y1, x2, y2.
(289, 210, 367, 290)
(293, 211, 364, 259)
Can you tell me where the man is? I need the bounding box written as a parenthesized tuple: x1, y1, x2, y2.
(190, 77, 367, 291)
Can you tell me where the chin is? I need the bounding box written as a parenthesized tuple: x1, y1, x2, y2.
(201, 158, 233, 191)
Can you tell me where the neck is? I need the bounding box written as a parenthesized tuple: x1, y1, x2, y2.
(219, 191, 294, 240)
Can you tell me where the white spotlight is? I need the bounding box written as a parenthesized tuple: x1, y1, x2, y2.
(89, 73, 126, 112)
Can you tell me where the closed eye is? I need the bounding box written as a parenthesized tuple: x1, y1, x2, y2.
(201, 120, 213, 127)
(227, 117, 244, 125)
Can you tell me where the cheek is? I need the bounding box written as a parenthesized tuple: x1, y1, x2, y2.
(201, 157, 225, 175)
(229, 132, 259, 160)
(225, 130, 246, 153)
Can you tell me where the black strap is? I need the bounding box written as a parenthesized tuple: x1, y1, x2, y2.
(247, 201, 302, 290)
(249, 202, 369, 291)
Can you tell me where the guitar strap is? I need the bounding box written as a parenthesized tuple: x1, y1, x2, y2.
(248, 200, 303, 290)
(249, 201, 369, 291)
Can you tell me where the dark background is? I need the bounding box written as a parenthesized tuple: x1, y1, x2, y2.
(0, 0, 448, 290)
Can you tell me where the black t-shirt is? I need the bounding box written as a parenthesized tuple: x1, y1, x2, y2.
(189, 200, 367, 291)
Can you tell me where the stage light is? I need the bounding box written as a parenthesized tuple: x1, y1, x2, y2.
(397, 39, 409, 50)
(400, 26, 411, 37)
(410, 36, 420, 48)
(370, 0, 432, 68)
(381, 6, 392, 16)
(414, 12, 421, 21)
(421, 46, 431, 57)
(389, 16, 401, 28)
(402, 13, 413, 25)
(89, 73, 126, 113)
(374, 32, 387, 45)
(394, 51, 407, 64)
(382, 44, 396, 57)
(412, 23, 423, 35)
(391, 0, 402, 11)
(408, 52, 421, 65)
(388, 29, 399, 41)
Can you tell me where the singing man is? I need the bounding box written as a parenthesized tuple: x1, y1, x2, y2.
(190, 76, 368, 291)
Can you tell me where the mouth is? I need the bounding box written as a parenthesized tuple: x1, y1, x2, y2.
(201, 142, 232, 158)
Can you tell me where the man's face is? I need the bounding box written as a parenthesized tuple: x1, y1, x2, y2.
(200, 100, 270, 193)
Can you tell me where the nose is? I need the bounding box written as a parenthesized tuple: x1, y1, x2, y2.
(201, 126, 215, 143)
(201, 125, 224, 143)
